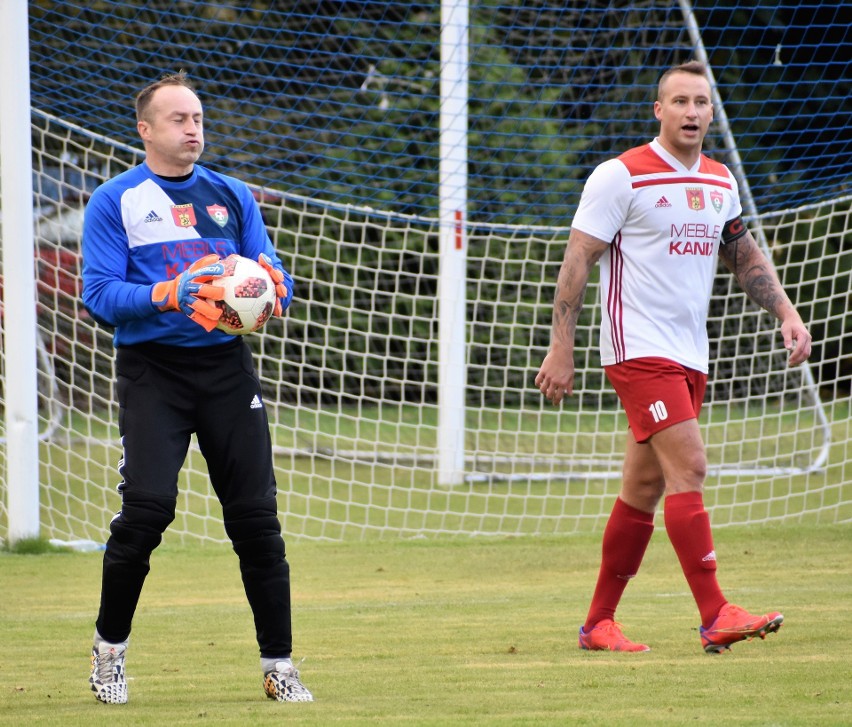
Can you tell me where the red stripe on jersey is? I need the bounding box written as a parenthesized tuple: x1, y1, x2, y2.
(607, 230, 626, 363)
(618, 144, 675, 175)
(698, 155, 730, 176)
(618, 145, 733, 189)
(631, 176, 733, 190)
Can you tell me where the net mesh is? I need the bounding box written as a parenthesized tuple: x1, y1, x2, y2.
(1, 1, 850, 542)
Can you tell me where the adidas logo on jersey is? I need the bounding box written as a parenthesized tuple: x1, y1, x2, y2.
(144, 209, 164, 223)
(655, 196, 672, 208)
(250, 395, 262, 410)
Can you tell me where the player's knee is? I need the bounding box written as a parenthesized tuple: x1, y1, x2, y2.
(223, 497, 284, 561)
(681, 454, 707, 485)
(109, 490, 176, 557)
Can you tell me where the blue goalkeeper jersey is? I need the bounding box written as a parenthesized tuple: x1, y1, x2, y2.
(82, 161, 293, 347)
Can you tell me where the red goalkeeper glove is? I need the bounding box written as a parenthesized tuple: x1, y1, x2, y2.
(151, 254, 226, 332)
(257, 253, 289, 317)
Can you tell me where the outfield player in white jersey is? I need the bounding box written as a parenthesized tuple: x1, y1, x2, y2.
(536, 60, 811, 653)
(82, 72, 312, 702)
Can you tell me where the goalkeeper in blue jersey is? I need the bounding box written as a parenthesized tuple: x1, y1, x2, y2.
(81, 72, 312, 704)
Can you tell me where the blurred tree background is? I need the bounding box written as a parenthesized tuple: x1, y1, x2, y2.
(25, 0, 851, 400)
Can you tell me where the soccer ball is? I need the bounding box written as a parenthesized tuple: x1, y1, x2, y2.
(212, 255, 277, 335)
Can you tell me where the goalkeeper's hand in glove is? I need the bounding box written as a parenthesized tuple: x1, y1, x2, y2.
(151, 253, 226, 332)
(257, 253, 291, 317)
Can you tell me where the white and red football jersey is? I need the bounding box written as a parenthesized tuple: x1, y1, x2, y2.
(571, 138, 742, 373)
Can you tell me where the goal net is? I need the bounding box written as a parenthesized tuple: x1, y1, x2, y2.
(2, 1, 850, 543)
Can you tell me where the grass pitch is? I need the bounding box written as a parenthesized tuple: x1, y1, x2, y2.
(1, 523, 850, 726)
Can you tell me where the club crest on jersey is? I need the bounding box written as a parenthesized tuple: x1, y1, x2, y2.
(207, 204, 229, 227)
(710, 190, 723, 213)
(171, 203, 197, 228)
(686, 187, 705, 211)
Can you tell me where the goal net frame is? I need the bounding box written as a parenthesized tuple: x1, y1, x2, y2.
(1, 1, 849, 544)
(2, 109, 841, 543)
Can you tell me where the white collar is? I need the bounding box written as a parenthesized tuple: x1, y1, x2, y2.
(650, 137, 701, 173)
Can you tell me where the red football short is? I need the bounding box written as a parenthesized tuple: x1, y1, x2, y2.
(603, 357, 707, 443)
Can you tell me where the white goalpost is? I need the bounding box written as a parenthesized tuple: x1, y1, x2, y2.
(437, 0, 469, 486)
(0, 0, 40, 542)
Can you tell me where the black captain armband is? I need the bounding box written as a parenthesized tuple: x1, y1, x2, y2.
(721, 215, 748, 244)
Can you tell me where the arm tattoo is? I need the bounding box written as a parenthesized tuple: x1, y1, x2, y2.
(742, 267, 783, 314)
(720, 236, 785, 317)
(552, 260, 588, 348)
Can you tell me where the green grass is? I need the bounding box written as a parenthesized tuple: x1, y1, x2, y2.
(1, 524, 850, 726)
(30, 397, 852, 543)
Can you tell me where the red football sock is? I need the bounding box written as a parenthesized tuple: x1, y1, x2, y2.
(584, 497, 655, 631)
(664, 491, 727, 627)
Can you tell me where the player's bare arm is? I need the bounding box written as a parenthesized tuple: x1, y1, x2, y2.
(719, 228, 812, 366)
(536, 229, 609, 404)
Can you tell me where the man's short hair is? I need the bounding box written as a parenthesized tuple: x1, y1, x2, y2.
(657, 60, 709, 100)
(135, 71, 196, 122)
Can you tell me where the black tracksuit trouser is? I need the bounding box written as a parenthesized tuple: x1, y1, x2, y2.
(95, 338, 292, 658)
